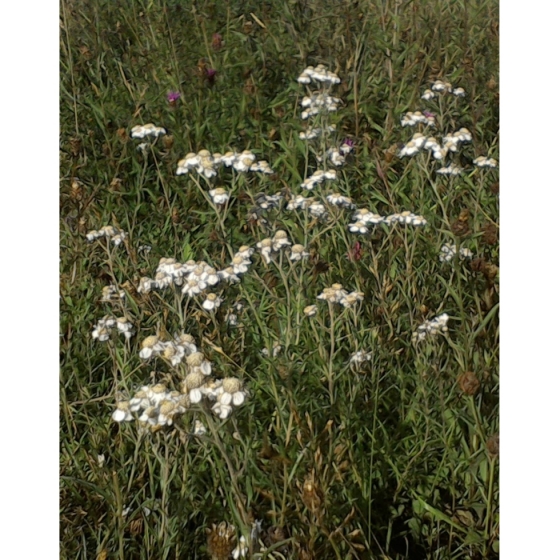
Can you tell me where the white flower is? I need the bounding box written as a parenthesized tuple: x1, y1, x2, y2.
(436, 163, 463, 176)
(130, 123, 166, 139)
(340, 291, 364, 308)
(304, 304, 318, 317)
(235, 245, 254, 259)
(453, 87, 466, 97)
(317, 284, 349, 305)
(349, 351, 372, 366)
(353, 208, 384, 225)
(431, 80, 453, 93)
(186, 352, 212, 376)
(398, 141, 420, 158)
(298, 64, 340, 86)
(193, 420, 207, 436)
(349, 221, 369, 234)
(209, 188, 230, 205)
(272, 230, 292, 251)
(112, 401, 133, 422)
(401, 111, 430, 127)
(256, 238, 274, 263)
(421, 89, 436, 101)
(473, 156, 498, 168)
(249, 160, 274, 174)
(299, 125, 336, 140)
(308, 201, 327, 218)
(211, 401, 233, 419)
(413, 313, 450, 342)
(328, 149, 346, 166)
(326, 193, 354, 208)
(290, 244, 309, 261)
(439, 243, 473, 262)
(262, 342, 282, 357)
(139, 336, 163, 359)
(219, 266, 241, 284)
(220, 377, 247, 407)
(226, 312, 238, 326)
(221, 151, 237, 167)
(202, 293, 222, 311)
(232, 536, 248, 559)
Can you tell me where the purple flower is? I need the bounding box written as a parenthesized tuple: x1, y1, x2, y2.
(423, 110, 435, 118)
(342, 138, 355, 149)
(167, 91, 181, 103)
(206, 68, 217, 86)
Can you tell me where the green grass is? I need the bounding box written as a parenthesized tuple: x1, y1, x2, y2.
(60, 0, 499, 558)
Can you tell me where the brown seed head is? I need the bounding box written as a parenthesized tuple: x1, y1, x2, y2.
(487, 433, 499, 458)
(482, 223, 498, 245)
(458, 371, 480, 396)
(206, 522, 236, 560)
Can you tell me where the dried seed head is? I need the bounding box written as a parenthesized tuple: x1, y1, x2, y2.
(457, 371, 480, 396)
(486, 433, 499, 458)
(129, 518, 143, 536)
(482, 222, 498, 245)
(206, 522, 236, 560)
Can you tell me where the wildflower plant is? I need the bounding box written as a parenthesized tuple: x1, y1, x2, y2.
(61, 4, 499, 559)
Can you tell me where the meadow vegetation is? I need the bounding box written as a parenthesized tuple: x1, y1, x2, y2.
(60, 0, 499, 558)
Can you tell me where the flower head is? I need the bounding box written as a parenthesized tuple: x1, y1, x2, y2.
(167, 91, 181, 104)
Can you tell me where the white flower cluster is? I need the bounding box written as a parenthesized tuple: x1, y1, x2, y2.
(92, 316, 134, 342)
(139, 333, 198, 366)
(112, 383, 190, 428)
(297, 64, 341, 85)
(436, 163, 463, 176)
(326, 193, 355, 209)
(176, 149, 273, 178)
(86, 225, 128, 246)
(101, 285, 126, 302)
(399, 128, 472, 159)
(317, 283, 364, 308)
(401, 111, 435, 127)
(349, 350, 372, 367)
(209, 187, 230, 205)
(349, 209, 427, 233)
(473, 156, 498, 168)
(301, 93, 341, 120)
(184, 374, 247, 420)
(256, 230, 292, 264)
(412, 313, 450, 342)
(252, 192, 283, 211)
(299, 124, 336, 140)
(261, 341, 282, 358)
(286, 194, 327, 219)
(229, 245, 254, 278)
(301, 169, 337, 190)
(130, 123, 167, 139)
(421, 80, 465, 100)
(438, 243, 474, 263)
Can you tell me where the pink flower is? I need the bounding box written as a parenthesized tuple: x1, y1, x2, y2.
(206, 68, 217, 86)
(347, 241, 362, 261)
(167, 91, 181, 104)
